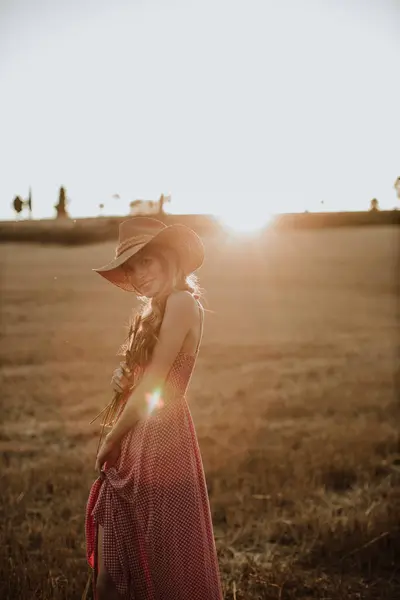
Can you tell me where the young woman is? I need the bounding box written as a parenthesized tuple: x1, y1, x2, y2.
(84, 217, 224, 600)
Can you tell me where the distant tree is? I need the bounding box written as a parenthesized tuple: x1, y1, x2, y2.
(26, 187, 32, 219)
(54, 186, 70, 219)
(369, 198, 380, 212)
(98, 203, 104, 216)
(394, 177, 400, 200)
(158, 194, 166, 215)
(158, 193, 171, 216)
(12, 195, 24, 219)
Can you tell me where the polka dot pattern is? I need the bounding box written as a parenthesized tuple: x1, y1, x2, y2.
(85, 309, 224, 599)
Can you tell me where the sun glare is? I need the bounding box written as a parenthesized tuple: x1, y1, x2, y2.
(218, 211, 274, 235)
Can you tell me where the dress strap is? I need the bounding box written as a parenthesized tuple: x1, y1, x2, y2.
(194, 299, 204, 355)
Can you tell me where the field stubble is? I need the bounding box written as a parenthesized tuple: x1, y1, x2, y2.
(0, 226, 399, 599)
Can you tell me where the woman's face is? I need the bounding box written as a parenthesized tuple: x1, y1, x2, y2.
(123, 250, 167, 297)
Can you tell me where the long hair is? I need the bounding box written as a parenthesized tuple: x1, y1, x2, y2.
(117, 244, 202, 369)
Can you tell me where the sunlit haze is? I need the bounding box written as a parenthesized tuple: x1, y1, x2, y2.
(1, 0, 399, 222)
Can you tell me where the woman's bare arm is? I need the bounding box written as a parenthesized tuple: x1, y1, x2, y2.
(106, 291, 197, 444)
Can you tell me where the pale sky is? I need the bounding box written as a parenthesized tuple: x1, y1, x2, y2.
(0, 0, 399, 223)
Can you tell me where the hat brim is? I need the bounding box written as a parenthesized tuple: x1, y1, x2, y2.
(93, 223, 204, 292)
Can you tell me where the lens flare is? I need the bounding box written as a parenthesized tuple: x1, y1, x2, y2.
(145, 388, 164, 415)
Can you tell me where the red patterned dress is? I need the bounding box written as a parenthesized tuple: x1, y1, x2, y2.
(85, 310, 224, 599)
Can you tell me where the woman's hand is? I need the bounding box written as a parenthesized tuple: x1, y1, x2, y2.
(95, 435, 121, 477)
(111, 361, 132, 394)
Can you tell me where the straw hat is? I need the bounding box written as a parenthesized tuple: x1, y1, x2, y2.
(93, 216, 205, 292)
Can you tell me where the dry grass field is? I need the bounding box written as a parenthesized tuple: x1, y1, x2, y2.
(1, 225, 399, 599)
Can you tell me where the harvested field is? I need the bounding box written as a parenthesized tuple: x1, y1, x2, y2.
(0, 225, 399, 599)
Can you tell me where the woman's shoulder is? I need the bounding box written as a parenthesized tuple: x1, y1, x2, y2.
(165, 291, 201, 321)
(166, 290, 198, 311)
